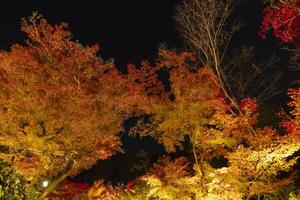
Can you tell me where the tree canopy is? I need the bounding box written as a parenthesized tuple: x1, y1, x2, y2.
(0, 0, 299, 199)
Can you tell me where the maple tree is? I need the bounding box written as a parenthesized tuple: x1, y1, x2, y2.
(66, 0, 300, 198)
(125, 48, 299, 199)
(0, 1, 300, 198)
(0, 13, 146, 198)
(259, 0, 300, 70)
(259, 0, 300, 43)
(86, 2, 300, 193)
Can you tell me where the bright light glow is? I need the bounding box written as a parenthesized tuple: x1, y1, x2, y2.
(42, 180, 49, 188)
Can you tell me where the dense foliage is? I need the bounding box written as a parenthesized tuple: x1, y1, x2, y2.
(259, 0, 300, 42)
(0, 0, 299, 199)
(0, 160, 39, 199)
(0, 13, 146, 198)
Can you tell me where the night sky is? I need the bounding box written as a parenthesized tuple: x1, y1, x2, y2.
(0, 0, 273, 67)
(0, 0, 182, 68)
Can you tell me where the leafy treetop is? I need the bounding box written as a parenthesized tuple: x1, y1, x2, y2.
(0, 13, 144, 194)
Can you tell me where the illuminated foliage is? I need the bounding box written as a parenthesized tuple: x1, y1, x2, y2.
(0, 7, 299, 199)
(131, 88, 300, 199)
(259, 0, 300, 42)
(70, 0, 300, 198)
(126, 48, 300, 199)
(288, 88, 300, 130)
(129, 48, 260, 161)
(0, 160, 39, 199)
(0, 13, 144, 197)
(279, 88, 300, 137)
(228, 136, 299, 197)
(140, 156, 195, 200)
(87, 180, 138, 200)
(137, 157, 245, 199)
(48, 180, 89, 200)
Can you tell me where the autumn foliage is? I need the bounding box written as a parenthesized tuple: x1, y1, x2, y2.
(0, 13, 145, 198)
(259, 0, 300, 42)
(86, 46, 300, 199)
(0, 6, 299, 200)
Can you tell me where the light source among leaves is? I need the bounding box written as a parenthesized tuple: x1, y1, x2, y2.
(42, 180, 49, 188)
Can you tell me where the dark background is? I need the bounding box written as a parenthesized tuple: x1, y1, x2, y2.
(0, 0, 182, 68)
(0, 0, 271, 66)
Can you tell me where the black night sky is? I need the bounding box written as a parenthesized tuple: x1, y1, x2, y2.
(1, 0, 299, 185)
(0, 0, 271, 65)
(0, 0, 182, 68)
